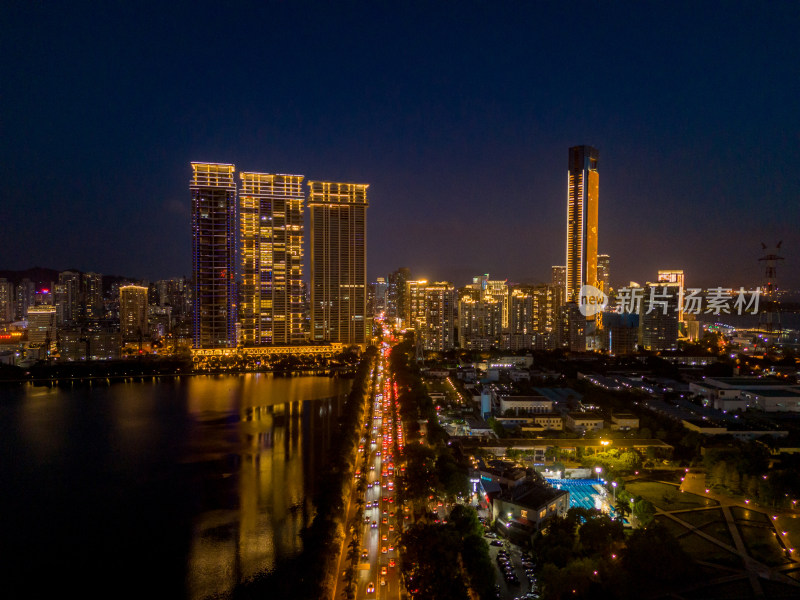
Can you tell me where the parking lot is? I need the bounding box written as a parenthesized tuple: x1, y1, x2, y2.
(484, 532, 539, 600)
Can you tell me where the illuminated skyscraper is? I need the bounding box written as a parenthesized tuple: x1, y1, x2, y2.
(597, 254, 611, 293)
(406, 280, 455, 351)
(308, 181, 369, 345)
(240, 173, 305, 345)
(565, 146, 599, 303)
(119, 285, 149, 344)
(191, 162, 238, 348)
(657, 269, 685, 322)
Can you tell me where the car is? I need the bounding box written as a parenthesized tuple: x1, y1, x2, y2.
(491, 540, 504, 546)
(364, 516, 371, 523)
(371, 521, 378, 528)
(389, 558, 396, 567)
(381, 546, 387, 553)
(382, 517, 388, 524)
(361, 548, 368, 558)
(367, 582, 375, 593)
(381, 566, 387, 575)
(382, 533, 388, 541)
(389, 524, 394, 531)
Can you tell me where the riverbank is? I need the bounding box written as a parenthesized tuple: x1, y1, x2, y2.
(0, 357, 356, 387)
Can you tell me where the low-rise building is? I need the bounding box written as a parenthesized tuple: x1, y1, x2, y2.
(492, 479, 570, 537)
(565, 412, 604, 433)
(610, 412, 639, 431)
(499, 395, 553, 415)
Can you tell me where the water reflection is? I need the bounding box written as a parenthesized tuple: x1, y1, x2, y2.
(0, 374, 351, 600)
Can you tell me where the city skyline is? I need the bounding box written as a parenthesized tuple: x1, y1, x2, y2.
(1, 2, 798, 290)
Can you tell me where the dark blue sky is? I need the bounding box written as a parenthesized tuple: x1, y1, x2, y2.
(2, 1, 798, 290)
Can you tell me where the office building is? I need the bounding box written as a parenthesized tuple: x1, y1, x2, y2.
(120, 285, 149, 344)
(240, 172, 305, 345)
(658, 269, 685, 322)
(308, 181, 369, 345)
(191, 162, 238, 348)
(565, 145, 599, 303)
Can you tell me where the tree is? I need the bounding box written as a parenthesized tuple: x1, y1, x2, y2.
(622, 523, 697, 588)
(632, 498, 655, 527)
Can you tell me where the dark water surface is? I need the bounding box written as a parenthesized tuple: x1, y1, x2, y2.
(0, 374, 352, 599)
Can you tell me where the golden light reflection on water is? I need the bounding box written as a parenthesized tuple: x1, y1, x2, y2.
(184, 374, 351, 600)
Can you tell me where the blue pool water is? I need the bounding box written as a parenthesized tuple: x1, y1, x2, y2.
(546, 478, 619, 519)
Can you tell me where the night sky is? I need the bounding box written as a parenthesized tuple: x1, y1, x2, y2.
(2, 1, 798, 290)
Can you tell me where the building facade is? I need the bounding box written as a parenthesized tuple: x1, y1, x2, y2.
(565, 145, 599, 303)
(119, 285, 149, 344)
(191, 162, 238, 349)
(308, 181, 369, 345)
(239, 172, 306, 345)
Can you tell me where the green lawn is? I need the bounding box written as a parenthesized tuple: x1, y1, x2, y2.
(677, 531, 744, 569)
(730, 505, 771, 524)
(627, 481, 718, 511)
(737, 523, 791, 567)
(676, 508, 724, 530)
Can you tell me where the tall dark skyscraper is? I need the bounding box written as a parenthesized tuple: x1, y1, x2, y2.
(565, 145, 599, 304)
(308, 181, 369, 345)
(191, 162, 238, 348)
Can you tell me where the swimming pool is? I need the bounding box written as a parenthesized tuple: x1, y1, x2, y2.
(546, 478, 618, 518)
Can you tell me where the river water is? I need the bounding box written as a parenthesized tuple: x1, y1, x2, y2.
(0, 374, 352, 599)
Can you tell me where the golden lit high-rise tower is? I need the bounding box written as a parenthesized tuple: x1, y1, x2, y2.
(240, 173, 305, 345)
(565, 145, 599, 303)
(191, 162, 237, 349)
(308, 181, 369, 345)
(119, 285, 149, 344)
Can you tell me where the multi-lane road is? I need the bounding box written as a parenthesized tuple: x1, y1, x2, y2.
(335, 340, 406, 600)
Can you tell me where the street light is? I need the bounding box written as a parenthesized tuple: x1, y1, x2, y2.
(612, 481, 617, 504)
(595, 466, 602, 479)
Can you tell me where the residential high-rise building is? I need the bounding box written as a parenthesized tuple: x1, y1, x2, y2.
(26, 304, 56, 355)
(83, 272, 104, 320)
(387, 267, 411, 324)
(239, 172, 305, 345)
(15, 278, 34, 320)
(191, 162, 238, 348)
(308, 181, 369, 345)
(565, 145, 599, 303)
(639, 282, 680, 351)
(551, 266, 566, 289)
(55, 270, 81, 326)
(120, 285, 149, 344)
(406, 280, 456, 351)
(0, 279, 14, 323)
(458, 295, 502, 350)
